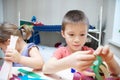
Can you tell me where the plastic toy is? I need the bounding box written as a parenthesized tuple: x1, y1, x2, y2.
(31, 16, 37, 23)
(91, 56, 103, 80)
(72, 56, 105, 80)
(9, 74, 47, 80)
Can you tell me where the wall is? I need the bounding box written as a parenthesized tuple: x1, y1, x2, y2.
(0, 0, 3, 23)
(0, 0, 3, 65)
(103, 0, 115, 44)
(2, 0, 103, 46)
(17, 0, 102, 27)
(3, 0, 18, 24)
(3, 0, 102, 27)
(103, 0, 120, 58)
(0, 49, 4, 66)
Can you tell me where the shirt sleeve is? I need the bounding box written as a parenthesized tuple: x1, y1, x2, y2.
(82, 46, 94, 53)
(53, 47, 64, 59)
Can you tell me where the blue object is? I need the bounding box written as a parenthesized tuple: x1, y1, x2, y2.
(89, 25, 95, 29)
(18, 75, 47, 80)
(28, 25, 61, 44)
(28, 31, 40, 45)
(71, 68, 76, 73)
(33, 25, 61, 31)
(31, 16, 37, 22)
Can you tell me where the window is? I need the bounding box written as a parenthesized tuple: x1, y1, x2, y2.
(111, 0, 120, 47)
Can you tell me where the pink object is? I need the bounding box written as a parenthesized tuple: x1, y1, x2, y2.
(0, 66, 1, 71)
(73, 72, 94, 80)
(9, 74, 21, 80)
(53, 46, 94, 59)
(73, 72, 120, 80)
(106, 78, 120, 80)
(73, 72, 82, 80)
(33, 22, 44, 26)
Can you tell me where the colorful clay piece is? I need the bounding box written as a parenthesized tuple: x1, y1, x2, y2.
(18, 68, 41, 78)
(72, 56, 105, 80)
(73, 72, 94, 80)
(18, 68, 48, 80)
(91, 56, 103, 80)
(9, 74, 21, 80)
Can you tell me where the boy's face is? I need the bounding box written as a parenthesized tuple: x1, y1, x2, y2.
(61, 23, 88, 52)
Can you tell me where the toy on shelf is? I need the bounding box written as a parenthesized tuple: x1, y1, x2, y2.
(31, 16, 44, 26)
(31, 16, 37, 23)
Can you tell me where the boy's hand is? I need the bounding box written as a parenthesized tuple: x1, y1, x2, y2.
(94, 45, 113, 63)
(69, 50, 96, 76)
(102, 45, 114, 63)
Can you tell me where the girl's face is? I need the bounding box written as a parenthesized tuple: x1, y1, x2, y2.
(61, 23, 88, 53)
(0, 40, 10, 53)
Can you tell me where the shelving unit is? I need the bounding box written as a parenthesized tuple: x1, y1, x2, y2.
(19, 20, 102, 48)
(87, 6, 103, 47)
(29, 25, 101, 48)
(29, 25, 61, 44)
(19, 6, 103, 46)
(87, 29, 101, 47)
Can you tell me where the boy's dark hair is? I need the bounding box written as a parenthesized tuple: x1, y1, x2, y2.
(62, 10, 89, 31)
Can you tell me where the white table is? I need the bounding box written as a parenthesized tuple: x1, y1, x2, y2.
(9, 67, 74, 80)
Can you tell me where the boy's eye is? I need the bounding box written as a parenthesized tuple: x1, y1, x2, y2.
(69, 34, 74, 36)
(80, 34, 86, 36)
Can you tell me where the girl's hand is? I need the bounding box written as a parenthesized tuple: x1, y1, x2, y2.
(94, 45, 114, 63)
(4, 48, 21, 63)
(68, 50, 96, 76)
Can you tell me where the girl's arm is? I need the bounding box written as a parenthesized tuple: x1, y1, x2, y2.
(19, 47, 44, 69)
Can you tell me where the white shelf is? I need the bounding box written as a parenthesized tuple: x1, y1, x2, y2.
(87, 6, 103, 47)
(88, 29, 99, 33)
(88, 29, 101, 46)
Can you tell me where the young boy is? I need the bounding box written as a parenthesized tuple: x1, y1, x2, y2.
(43, 10, 120, 79)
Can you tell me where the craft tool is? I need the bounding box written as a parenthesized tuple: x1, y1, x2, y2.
(0, 35, 18, 80)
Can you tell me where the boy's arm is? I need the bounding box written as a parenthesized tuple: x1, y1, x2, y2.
(106, 57, 120, 75)
(94, 45, 120, 76)
(102, 45, 120, 75)
(42, 50, 96, 76)
(42, 57, 71, 74)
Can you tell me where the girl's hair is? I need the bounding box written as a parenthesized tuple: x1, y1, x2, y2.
(0, 22, 33, 43)
(62, 10, 89, 31)
(19, 24, 33, 40)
